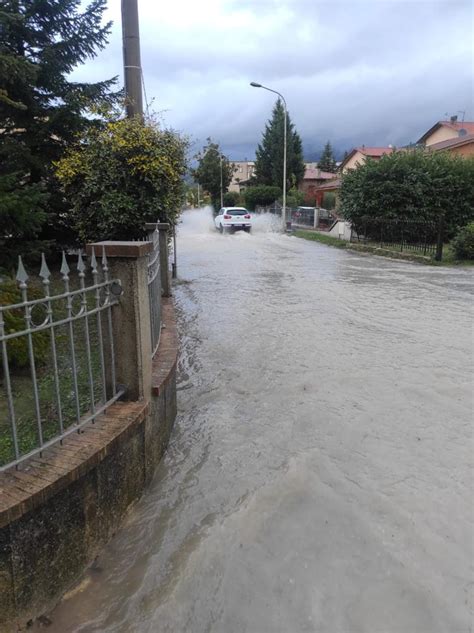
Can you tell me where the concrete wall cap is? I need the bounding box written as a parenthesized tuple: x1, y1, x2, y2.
(86, 241, 153, 258)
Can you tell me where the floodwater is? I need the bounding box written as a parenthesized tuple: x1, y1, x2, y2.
(46, 209, 473, 633)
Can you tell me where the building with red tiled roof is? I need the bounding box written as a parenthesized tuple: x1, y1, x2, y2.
(427, 133, 474, 158)
(340, 146, 395, 173)
(416, 119, 474, 146)
(299, 167, 337, 204)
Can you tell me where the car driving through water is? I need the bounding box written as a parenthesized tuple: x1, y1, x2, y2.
(214, 207, 252, 233)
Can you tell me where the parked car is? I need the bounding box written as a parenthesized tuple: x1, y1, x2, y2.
(214, 207, 252, 233)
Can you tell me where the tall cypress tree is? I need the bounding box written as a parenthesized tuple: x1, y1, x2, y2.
(0, 0, 119, 268)
(254, 99, 305, 190)
(318, 141, 337, 172)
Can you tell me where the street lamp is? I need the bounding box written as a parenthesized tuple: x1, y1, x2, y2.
(250, 81, 288, 230)
(220, 154, 224, 208)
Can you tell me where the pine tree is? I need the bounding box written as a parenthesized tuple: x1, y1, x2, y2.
(0, 0, 119, 268)
(192, 139, 234, 210)
(318, 141, 337, 172)
(254, 99, 305, 190)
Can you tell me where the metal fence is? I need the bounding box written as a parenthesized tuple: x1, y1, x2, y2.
(289, 207, 315, 227)
(350, 217, 442, 258)
(147, 226, 162, 355)
(0, 249, 123, 470)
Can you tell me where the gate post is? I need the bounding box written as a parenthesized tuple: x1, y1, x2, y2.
(86, 241, 153, 401)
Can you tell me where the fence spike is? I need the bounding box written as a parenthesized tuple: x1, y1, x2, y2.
(90, 248, 98, 274)
(101, 247, 109, 272)
(16, 256, 29, 286)
(39, 253, 51, 280)
(77, 251, 86, 274)
(60, 251, 70, 277)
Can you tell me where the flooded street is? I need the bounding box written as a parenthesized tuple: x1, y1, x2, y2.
(47, 209, 473, 633)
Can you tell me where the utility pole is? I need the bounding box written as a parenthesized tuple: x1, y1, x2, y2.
(122, 0, 143, 118)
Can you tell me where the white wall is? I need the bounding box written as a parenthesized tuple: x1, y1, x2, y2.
(328, 221, 352, 241)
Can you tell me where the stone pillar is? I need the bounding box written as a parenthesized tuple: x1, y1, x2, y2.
(86, 241, 152, 402)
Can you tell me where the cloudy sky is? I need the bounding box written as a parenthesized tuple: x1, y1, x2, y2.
(75, 0, 473, 160)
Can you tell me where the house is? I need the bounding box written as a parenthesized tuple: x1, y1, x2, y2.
(299, 167, 337, 204)
(416, 118, 474, 147)
(314, 178, 342, 209)
(426, 133, 474, 158)
(229, 160, 255, 192)
(340, 146, 395, 173)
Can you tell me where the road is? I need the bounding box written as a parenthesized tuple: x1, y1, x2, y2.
(46, 209, 473, 633)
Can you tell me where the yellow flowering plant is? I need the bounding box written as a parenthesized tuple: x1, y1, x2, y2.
(55, 115, 188, 243)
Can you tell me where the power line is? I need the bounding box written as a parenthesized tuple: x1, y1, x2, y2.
(141, 68, 150, 118)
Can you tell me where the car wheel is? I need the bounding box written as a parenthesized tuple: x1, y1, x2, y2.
(219, 224, 224, 234)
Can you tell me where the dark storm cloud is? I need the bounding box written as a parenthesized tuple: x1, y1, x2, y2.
(75, 0, 473, 158)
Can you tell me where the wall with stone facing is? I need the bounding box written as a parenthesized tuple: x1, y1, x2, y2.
(0, 298, 178, 633)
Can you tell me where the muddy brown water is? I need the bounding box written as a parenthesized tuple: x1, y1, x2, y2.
(44, 209, 473, 633)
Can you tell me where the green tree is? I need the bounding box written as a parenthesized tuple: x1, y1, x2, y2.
(254, 99, 305, 190)
(192, 139, 234, 210)
(340, 150, 474, 236)
(0, 0, 119, 266)
(318, 141, 337, 172)
(55, 116, 188, 242)
(286, 186, 305, 208)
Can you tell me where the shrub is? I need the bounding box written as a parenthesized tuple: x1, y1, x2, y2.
(223, 191, 241, 207)
(0, 280, 49, 370)
(286, 186, 305, 208)
(55, 115, 189, 242)
(244, 185, 281, 210)
(451, 222, 474, 260)
(323, 191, 336, 210)
(341, 150, 474, 237)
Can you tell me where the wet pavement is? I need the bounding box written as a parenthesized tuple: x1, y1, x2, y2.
(45, 209, 473, 633)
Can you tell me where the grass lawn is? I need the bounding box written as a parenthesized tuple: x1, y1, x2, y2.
(293, 229, 474, 266)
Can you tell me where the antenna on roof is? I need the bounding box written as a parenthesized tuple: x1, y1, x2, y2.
(458, 110, 466, 123)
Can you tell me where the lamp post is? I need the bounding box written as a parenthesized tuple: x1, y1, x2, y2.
(220, 154, 224, 208)
(250, 82, 288, 230)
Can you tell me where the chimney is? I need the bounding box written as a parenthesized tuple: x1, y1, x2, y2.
(450, 115, 458, 124)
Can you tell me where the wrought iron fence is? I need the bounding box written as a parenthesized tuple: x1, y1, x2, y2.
(0, 249, 123, 470)
(147, 225, 162, 355)
(350, 217, 442, 258)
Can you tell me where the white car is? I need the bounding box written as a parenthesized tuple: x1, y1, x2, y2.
(214, 207, 252, 233)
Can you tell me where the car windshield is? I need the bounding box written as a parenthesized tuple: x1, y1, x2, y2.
(227, 209, 248, 216)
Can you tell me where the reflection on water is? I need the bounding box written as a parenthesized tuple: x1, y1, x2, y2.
(44, 209, 473, 633)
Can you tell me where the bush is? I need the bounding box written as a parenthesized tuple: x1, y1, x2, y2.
(244, 185, 281, 210)
(55, 115, 189, 242)
(286, 186, 305, 208)
(0, 280, 49, 370)
(341, 150, 474, 237)
(451, 222, 474, 260)
(223, 191, 241, 206)
(323, 191, 336, 210)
